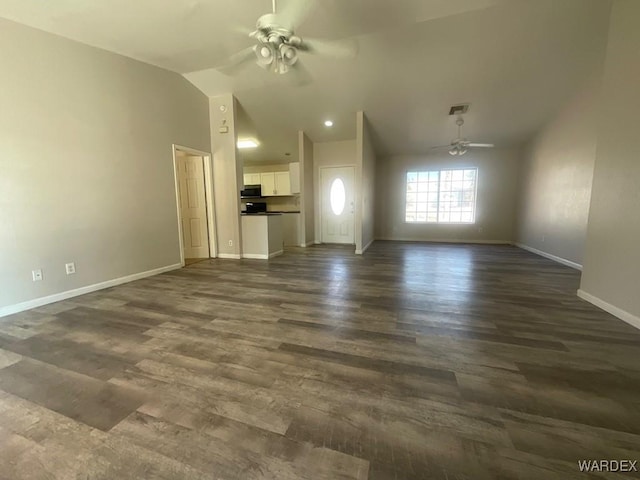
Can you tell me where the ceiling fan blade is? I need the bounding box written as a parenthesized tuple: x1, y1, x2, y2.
(231, 24, 254, 37)
(298, 37, 358, 59)
(468, 143, 495, 148)
(216, 46, 256, 76)
(430, 145, 453, 150)
(275, 0, 316, 30)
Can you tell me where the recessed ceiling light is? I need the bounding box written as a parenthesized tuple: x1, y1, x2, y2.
(324, 120, 334, 127)
(237, 139, 259, 149)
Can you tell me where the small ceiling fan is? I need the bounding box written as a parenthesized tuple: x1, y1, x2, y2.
(217, 0, 357, 79)
(218, 0, 357, 79)
(432, 115, 495, 156)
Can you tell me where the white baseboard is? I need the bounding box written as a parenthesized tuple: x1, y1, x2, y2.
(218, 253, 241, 260)
(515, 243, 582, 271)
(577, 289, 640, 331)
(355, 238, 375, 255)
(241, 250, 283, 260)
(375, 237, 512, 245)
(299, 241, 314, 248)
(0, 263, 182, 319)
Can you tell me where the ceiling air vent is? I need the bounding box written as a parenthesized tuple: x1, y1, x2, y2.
(449, 104, 470, 115)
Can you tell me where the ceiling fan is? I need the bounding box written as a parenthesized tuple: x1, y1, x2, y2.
(432, 115, 495, 156)
(218, 0, 357, 78)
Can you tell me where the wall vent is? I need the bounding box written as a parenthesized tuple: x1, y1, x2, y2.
(449, 104, 470, 115)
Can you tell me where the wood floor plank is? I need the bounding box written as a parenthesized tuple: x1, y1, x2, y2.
(0, 358, 146, 431)
(278, 343, 457, 382)
(5, 335, 134, 381)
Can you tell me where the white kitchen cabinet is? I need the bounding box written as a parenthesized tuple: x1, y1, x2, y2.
(289, 162, 300, 194)
(243, 173, 261, 186)
(275, 171, 291, 196)
(260, 172, 276, 196)
(260, 171, 291, 196)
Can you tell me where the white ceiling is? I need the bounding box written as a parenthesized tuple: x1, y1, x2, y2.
(0, 0, 612, 163)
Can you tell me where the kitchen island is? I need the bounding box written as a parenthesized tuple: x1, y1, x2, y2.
(241, 213, 283, 259)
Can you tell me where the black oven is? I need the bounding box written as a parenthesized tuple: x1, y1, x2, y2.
(241, 184, 262, 198)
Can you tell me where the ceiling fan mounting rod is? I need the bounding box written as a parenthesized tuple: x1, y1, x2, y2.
(272, 0, 277, 14)
(456, 115, 464, 139)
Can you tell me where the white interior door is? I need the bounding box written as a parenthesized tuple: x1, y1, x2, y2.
(321, 166, 355, 244)
(177, 155, 209, 258)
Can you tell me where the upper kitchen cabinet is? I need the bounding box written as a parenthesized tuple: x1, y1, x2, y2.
(243, 162, 300, 196)
(243, 173, 261, 186)
(275, 172, 291, 196)
(260, 172, 291, 196)
(260, 172, 276, 195)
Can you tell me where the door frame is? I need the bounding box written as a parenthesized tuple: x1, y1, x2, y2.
(172, 144, 217, 266)
(318, 165, 356, 245)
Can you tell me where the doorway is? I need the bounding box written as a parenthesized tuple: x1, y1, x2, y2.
(172, 145, 216, 266)
(320, 166, 355, 244)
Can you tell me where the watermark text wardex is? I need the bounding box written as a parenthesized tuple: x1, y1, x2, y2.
(578, 460, 637, 473)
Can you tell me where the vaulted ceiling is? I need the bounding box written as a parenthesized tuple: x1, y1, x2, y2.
(0, 0, 611, 163)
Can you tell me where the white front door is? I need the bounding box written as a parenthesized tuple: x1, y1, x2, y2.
(321, 166, 355, 244)
(177, 155, 209, 258)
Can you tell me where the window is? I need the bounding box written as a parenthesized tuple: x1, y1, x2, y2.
(405, 168, 477, 223)
(330, 178, 346, 215)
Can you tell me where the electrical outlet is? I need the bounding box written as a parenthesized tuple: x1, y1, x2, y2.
(65, 262, 76, 275)
(32, 269, 43, 282)
(228, 240, 233, 247)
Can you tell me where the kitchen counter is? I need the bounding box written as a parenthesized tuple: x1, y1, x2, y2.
(241, 211, 300, 215)
(241, 212, 282, 216)
(241, 215, 283, 259)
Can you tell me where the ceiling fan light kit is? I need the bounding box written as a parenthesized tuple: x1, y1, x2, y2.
(431, 110, 495, 156)
(449, 145, 468, 156)
(250, 19, 300, 74)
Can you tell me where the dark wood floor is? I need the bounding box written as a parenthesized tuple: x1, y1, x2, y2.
(1, 242, 639, 479)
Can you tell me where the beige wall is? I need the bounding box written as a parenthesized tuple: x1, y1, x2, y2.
(515, 72, 605, 267)
(375, 148, 520, 243)
(0, 18, 210, 313)
(299, 132, 315, 246)
(313, 140, 357, 243)
(580, 0, 640, 321)
(356, 112, 376, 253)
(209, 94, 242, 258)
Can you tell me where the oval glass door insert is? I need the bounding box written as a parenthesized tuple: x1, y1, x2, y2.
(330, 178, 346, 215)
